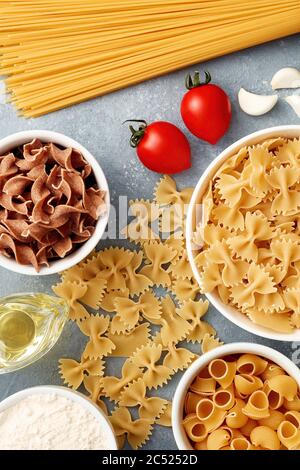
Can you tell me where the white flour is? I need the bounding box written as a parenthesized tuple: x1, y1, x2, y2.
(0, 393, 114, 450)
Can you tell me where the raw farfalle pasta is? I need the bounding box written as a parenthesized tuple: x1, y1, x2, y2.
(109, 407, 153, 450)
(52, 280, 90, 321)
(183, 353, 300, 451)
(55, 175, 221, 449)
(192, 137, 300, 333)
(119, 378, 167, 420)
(132, 343, 173, 389)
(163, 343, 196, 372)
(123, 250, 153, 295)
(0, 139, 106, 270)
(101, 359, 142, 402)
(122, 199, 159, 244)
(176, 299, 215, 343)
(158, 295, 192, 346)
(83, 375, 108, 414)
(154, 175, 193, 206)
(59, 354, 104, 390)
(107, 323, 151, 357)
(112, 292, 161, 333)
(140, 241, 175, 287)
(78, 314, 115, 359)
(96, 247, 134, 291)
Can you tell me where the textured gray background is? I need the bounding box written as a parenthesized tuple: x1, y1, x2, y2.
(0, 34, 300, 450)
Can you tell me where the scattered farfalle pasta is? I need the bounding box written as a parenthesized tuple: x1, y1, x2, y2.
(54, 175, 222, 449)
(192, 137, 300, 333)
(183, 353, 300, 450)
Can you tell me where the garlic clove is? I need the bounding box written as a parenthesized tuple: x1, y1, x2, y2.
(271, 67, 300, 90)
(238, 88, 278, 116)
(285, 95, 300, 117)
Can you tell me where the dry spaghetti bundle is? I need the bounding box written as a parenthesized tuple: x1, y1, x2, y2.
(0, 0, 299, 117)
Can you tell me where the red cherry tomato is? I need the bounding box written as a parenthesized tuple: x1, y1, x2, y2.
(126, 120, 191, 174)
(181, 71, 231, 144)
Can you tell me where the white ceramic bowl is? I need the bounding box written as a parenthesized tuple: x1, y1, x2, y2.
(0, 130, 110, 275)
(172, 342, 300, 449)
(186, 125, 300, 341)
(0, 385, 118, 450)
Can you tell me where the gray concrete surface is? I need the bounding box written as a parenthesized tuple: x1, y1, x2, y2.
(0, 34, 299, 450)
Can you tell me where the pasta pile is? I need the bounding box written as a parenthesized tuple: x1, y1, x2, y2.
(193, 137, 300, 333)
(183, 353, 300, 450)
(1, 0, 300, 117)
(53, 175, 222, 449)
(0, 138, 106, 271)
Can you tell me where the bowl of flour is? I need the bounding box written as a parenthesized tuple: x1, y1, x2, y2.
(0, 385, 118, 450)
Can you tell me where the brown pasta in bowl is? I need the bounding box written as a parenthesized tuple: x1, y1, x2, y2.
(0, 131, 109, 275)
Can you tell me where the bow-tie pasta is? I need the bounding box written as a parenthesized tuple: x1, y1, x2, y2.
(193, 137, 300, 333)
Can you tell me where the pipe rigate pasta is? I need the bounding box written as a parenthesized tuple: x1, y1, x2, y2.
(183, 414, 207, 443)
(119, 378, 167, 421)
(230, 437, 252, 450)
(132, 343, 173, 389)
(237, 354, 268, 376)
(250, 426, 281, 450)
(242, 391, 270, 419)
(207, 428, 231, 450)
(258, 410, 285, 430)
(277, 421, 300, 450)
(183, 352, 300, 451)
(196, 399, 226, 433)
(267, 375, 298, 401)
(208, 359, 236, 388)
(226, 399, 249, 429)
(234, 374, 263, 396)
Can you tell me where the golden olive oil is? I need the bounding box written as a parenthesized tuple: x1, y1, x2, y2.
(0, 293, 68, 373)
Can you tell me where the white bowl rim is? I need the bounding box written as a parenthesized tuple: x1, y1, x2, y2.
(0, 130, 110, 276)
(186, 125, 300, 341)
(0, 384, 118, 450)
(172, 341, 300, 450)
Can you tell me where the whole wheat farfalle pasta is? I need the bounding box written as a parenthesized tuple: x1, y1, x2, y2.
(0, 139, 106, 270)
(101, 358, 142, 402)
(96, 247, 134, 291)
(132, 343, 173, 389)
(119, 378, 167, 420)
(123, 250, 153, 295)
(158, 295, 192, 346)
(54, 175, 221, 449)
(154, 175, 193, 206)
(122, 199, 159, 244)
(111, 292, 161, 333)
(83, 375, 108, 414)
(193, 138, 300, 333)
(163, 342, 196, 373)
(52, 280, 90, 321)
(176, 299, 215, 343)
(78, 314, 115, 359)
(59, 354, 104, 390)
(156, 401, 172, 427)
(107, 323, 151, 357)
(109, 407, 153, 450)
(140, 241, 175, 287)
